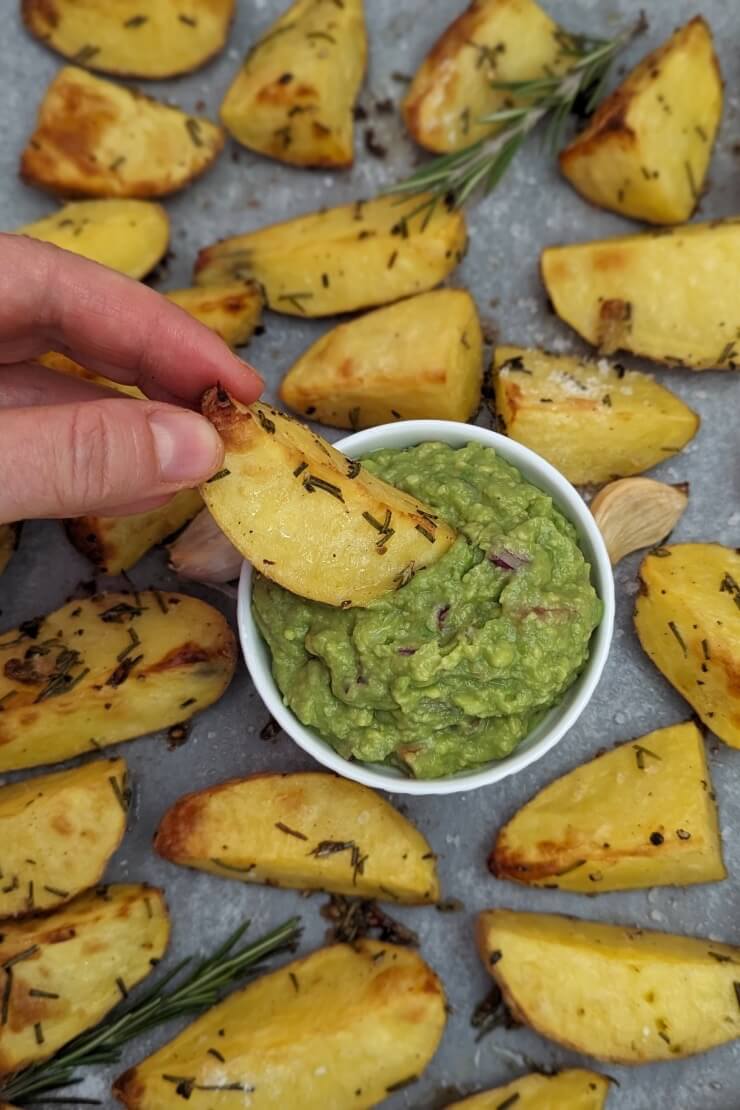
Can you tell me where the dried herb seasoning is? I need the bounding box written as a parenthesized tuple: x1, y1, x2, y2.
(302, 475, 344, 501)
(72, 44, 100, 64)
(108, 775, 131, 814)
(117, 627, 141, 663)
(667, 621, 687, 655)
(256, 410, 276, 435)
(470, 983, 516, 1042)
(275, 822, 308, 841)
(123, 14, 148, 27)
(415, 523, 436, 543)
(386, 1075, 418, 1093)
(106, 654, 143, 688)
(277, 292, 314, 313)
(633, 744, 661, 770)
(207, 468, 231, 483)
(320, 894, 418, 946)
(185, 118, 204, 147)
(259, 716, 282, 743)
(167, 722, 189, 750)
(178, 13, 197, 26)
(346, 458, 361, 478)
(720, 572, 740, 609)
(497, 1095, 521, 1110)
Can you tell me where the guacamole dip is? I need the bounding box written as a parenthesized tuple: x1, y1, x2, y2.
(252, 441, 602, 778)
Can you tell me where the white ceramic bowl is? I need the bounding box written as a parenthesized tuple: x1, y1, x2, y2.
(238, 420, 614, 795)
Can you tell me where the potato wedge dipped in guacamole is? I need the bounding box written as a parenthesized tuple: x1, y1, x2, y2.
(253, 440, 602, 778)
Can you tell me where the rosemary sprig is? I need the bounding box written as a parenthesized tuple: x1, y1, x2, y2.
(390, 16, 646, 215)
(0, 917, 300, 1105)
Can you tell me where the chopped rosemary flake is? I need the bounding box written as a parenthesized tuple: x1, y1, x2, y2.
(634, 744, 661, 770)
(209, 858, 256, 874)
(2, 945, 40, 971)
(1, 876, 18, 894)
(362, 511, 385, 533)
(471, 983, 515, 1042)
(303, 475, 344, 501)
(72, 44, 100, 64)
(207, 468, 231, 483)
(734, 982, 740, 1010)
(720, 572, 740, 609)
(179, 13, 198, 25)
(346, 458, 361, 478)
(386, 1075, 418, 1093)
(415, 523, 436, 543)
(100, 602, 145, 623)
(275, 822, 308, 841)
(708, 951, 734, 963)
(293, 461, 308, 478)
(124, 14, 148, 27)
(702, 638, 711, 660)
(117, 626, 141, 662)
(277, 292, 314, 314)
(321, 894, 418, 946)
(108, 775, 131, 814)
(33, 648, 88, 703)
(34, 1022, 44, 1045)
(153, 590, 169, 614)
(1, 970, 12, 1026)
(116, 977, 128, 999)
(29, 988, 60, 999)
(553, 859, 586, 877)
(42, 885, 69, 899)
(394, 562, 416, 589)
(667, 621, 687, 656)
(106, 654, 143, 688)
(497, 1096, 521, 1110)
(256, 410, 276, 435)
(260, 716, 282, 743)
(289, 971, 300, 992)
(207, 1047, 226, 1062)
(186, 118, 204, 147)
(387, 250, 398, 269)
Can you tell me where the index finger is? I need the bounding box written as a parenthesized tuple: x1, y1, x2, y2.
(0, 234, 264, 407)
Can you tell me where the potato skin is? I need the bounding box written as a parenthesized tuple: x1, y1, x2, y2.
(280, 290, 483, 428)
(0, 757, 128, 918)
(478, 908, 740, 1063)
(492, 345, 698, 484)
(221, 0, 366, 167)
(0, 885, 169, 1075)
(447, 1069, 610, 1109)
(561, 18, 722, 224)
(0, 524, 20, 577)
(199, 394, 456, 608)
(541, 219, 740, 370)
(65, 490, 204, 576)
(15, 199, 169, 279)
(165, 282, 263, 349)
(403, 0, 569, 153)
(21, 66, 224, 198)
(155, 771, 440, 903)
(114, 940, 446, 1109)
(634, 544, 740, 747)
(194, 195, 467, 317)
(491, 722, 725, 892)
(22, 0, 235, 79)
(0, 591, 236, 773)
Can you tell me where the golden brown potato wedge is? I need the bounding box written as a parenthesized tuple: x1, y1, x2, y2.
(114, 939, 445, 1108)
(492, 346, 699, 484)
(0, 525, 20, 578)
(280, 290, 483, 428)
(0, 885, 168, 1075)
(21, 66, 224, 198)
(165, 282, 263, 348)
(561, 18, 722, 225)
(541, 219, 740, 370)
(635, 544, 740, 748)
(65, 490, 204, 576)
(221, 0, 366, 167)
(194, 195, 467, 316)
(491, 721, 725, 892)
(39, 351, 143, 398)
(15, 199, 169, 279)
(0, 591, 235, 773)
(22, 0, 235, 79)
(478, 908, 740, 1063)
(0, 757, 128, 919)
(447, 1069, 611, 1109)
(155, 771, 440, 903)
(403, 0, 569, 153)
(199, 394, 456, 607)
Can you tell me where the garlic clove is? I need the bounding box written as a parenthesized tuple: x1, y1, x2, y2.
(591, 477, 689, 566)
(168, 509, 243, 584)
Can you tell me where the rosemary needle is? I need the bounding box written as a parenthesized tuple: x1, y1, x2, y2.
(0, 916, 300, 1105)
(390, 16, 647, 217)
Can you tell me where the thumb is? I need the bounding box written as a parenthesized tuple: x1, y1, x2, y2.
(0, 398, 223, 522)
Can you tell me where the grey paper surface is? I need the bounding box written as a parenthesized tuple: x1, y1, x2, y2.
(0, 1, 739, 1107)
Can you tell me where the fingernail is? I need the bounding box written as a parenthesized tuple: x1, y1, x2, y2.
(149, 409, 223, 483)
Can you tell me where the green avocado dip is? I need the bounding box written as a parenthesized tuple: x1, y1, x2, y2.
(252, 441, 602, 778)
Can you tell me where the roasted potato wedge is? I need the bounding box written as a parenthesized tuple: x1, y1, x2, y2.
(199, 394, 456, 607)
(22, 0, 235, 79)
(541, 219, 740, 370)
(114, 939, 445, 1108)
(280, 290, 483, 428)
(39, 351, 143, 398)
(0, 591, 235, 773)
(492, 346, 699, 484)
(155, 771, 440, 903)
(635, 544, 740, 747)
(65, 490, 204, 576)
(221, 0, 366, 167)
(0, 885, 168, 1075)
(21, 66, 224, 198)
(165, 282, 263, 348)
(478, 908, 740, 1063)
(15, 199, 169, 279)
(403, 0, 569, 153)
(448, 1069, 611, 1109)
(194, 195, 467, 316)
(0, 757, 128, 919)
(561, 18, 722, 225)
(0, 525, 20, 577)
(491, 721, 725, 892)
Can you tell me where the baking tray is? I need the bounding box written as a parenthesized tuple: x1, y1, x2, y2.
(0, 1, 738, 1106)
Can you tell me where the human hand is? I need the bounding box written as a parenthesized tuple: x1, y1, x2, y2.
(0, 234, 263, 524)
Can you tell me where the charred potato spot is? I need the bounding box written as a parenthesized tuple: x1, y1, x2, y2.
(221, 0, 366, 167)
(280, 290, 483, 429)
(0, 592, 235, 773)
(113, 940, 446, 1108)
(21, 66, 224, 198)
